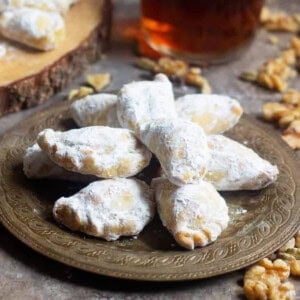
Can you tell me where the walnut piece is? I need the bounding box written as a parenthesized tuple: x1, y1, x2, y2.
(286, 248, 300, 260)
(244, 8, 300, 92)
(282, 120, 300, 149)
(279, 238, 296, 253)
(257, 72, 287, 92)
(244, 258, 295, 300)
(282, 90, 300, 105)
(260, 7, 299, 32)
(268, 35, 279, 45)
(290, 260, 300, 276)
(246, 230, 300, 299)
(241, 38, 299, 92)
(184, 72, 212, 93)
(262, 102, 291, 121)
(282, 133, 300, 149)
(136, 56, 212, 93)
(262, 90, 300, 149)
(256, 56, 296, 92)
(295, 230, 300, 248)
(291, 37, 300, 57)
(240, 71, 258, 82)
(68, 86, 94, 101)
(157, 57, 188, 77)
(86, 73, 111, 92)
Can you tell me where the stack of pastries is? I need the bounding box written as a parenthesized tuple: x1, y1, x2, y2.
(23, 74, 278, 250)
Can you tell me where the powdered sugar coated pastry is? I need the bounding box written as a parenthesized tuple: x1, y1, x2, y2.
(0, 42, 6, 58)
(140, 119, 209, 186)
(0, 7, 65, 50)
(37, 127, 152, 178)
(0, 0, 77, 14)
(70, 93, 120, 128)
(23, 143, 96, 182)
(117, 73, 177, 136)
(204, 135, 279, 191)
(53, 178, 155, 241)
(176, 94, 243, 134)
(152, 178, 229, 250)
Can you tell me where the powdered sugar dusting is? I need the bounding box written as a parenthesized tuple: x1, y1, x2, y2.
(205, 135, 279, 191)
(37, 126, 152, 178)
(175, 94, 243, 135)
(152, 178, 229, 249)
(0, 0, 78, 14)
(0, 42, 6, 58)
(70, 93, 120, 128)
(117, 73, 177, 136)
(141, 118, 209, 186)
(23, 143, 96, 182)
(0, 7, 65, 50)
(53, 178, 155, 241)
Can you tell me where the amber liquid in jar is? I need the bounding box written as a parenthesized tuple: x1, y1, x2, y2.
(141, 0, 264, 63)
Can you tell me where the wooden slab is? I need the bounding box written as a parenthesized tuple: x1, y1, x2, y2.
(0, 0, 112, 116)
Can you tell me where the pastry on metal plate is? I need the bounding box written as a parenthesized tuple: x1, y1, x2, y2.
(117, 73, 177, 136)
(53, 178, 155, 241)
(70, 93, 120, 128)
(176, 94, 243, 134)
(152, 178, 229, 250)
(37, 126, 152, 178)
(204, 135, 279, 191)
(23, 143, 96, 182)
(140, 118, 209, 186)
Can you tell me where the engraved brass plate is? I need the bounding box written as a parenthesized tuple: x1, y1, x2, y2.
(0, 101, 299, 281)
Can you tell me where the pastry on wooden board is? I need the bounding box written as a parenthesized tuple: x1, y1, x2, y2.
(0, 0, 78, 14)
(0, 0, 112, 116)
(0, 8, 66, 51)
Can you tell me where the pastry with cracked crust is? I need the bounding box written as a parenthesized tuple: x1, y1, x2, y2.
(23, 143, 96, 182)
(53, 178, 155, 241)
(204, 135, 279, 191)
(152, 177, 229, 250)
(140, 118, 209, 186)
(117, 73, 177, 136)
(70, 93, 120, 128)
(175, 94, 243, 134)
(37, 126, 152, 178)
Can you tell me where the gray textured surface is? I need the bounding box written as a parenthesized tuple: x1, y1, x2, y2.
(0, 0, 299, 299)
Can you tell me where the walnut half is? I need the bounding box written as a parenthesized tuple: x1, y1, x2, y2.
(244, 258, 295, 300)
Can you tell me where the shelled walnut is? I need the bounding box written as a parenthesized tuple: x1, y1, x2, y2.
(262, 90, 300, 149)
(244, 258, 295, 300)
(243, 230, 300, 299)
(241, 37, 300, 92)
(136, 56, 212, 93)
(68, 86, 94, 101)
(260, 7, 299, 33)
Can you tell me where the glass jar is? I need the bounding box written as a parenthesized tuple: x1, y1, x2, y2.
(141, 0, 264, 63)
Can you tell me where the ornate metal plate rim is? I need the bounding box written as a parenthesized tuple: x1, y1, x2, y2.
(0, 101, 299, 282)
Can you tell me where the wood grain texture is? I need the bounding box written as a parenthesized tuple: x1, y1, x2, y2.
(0, 0, 112, 116)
